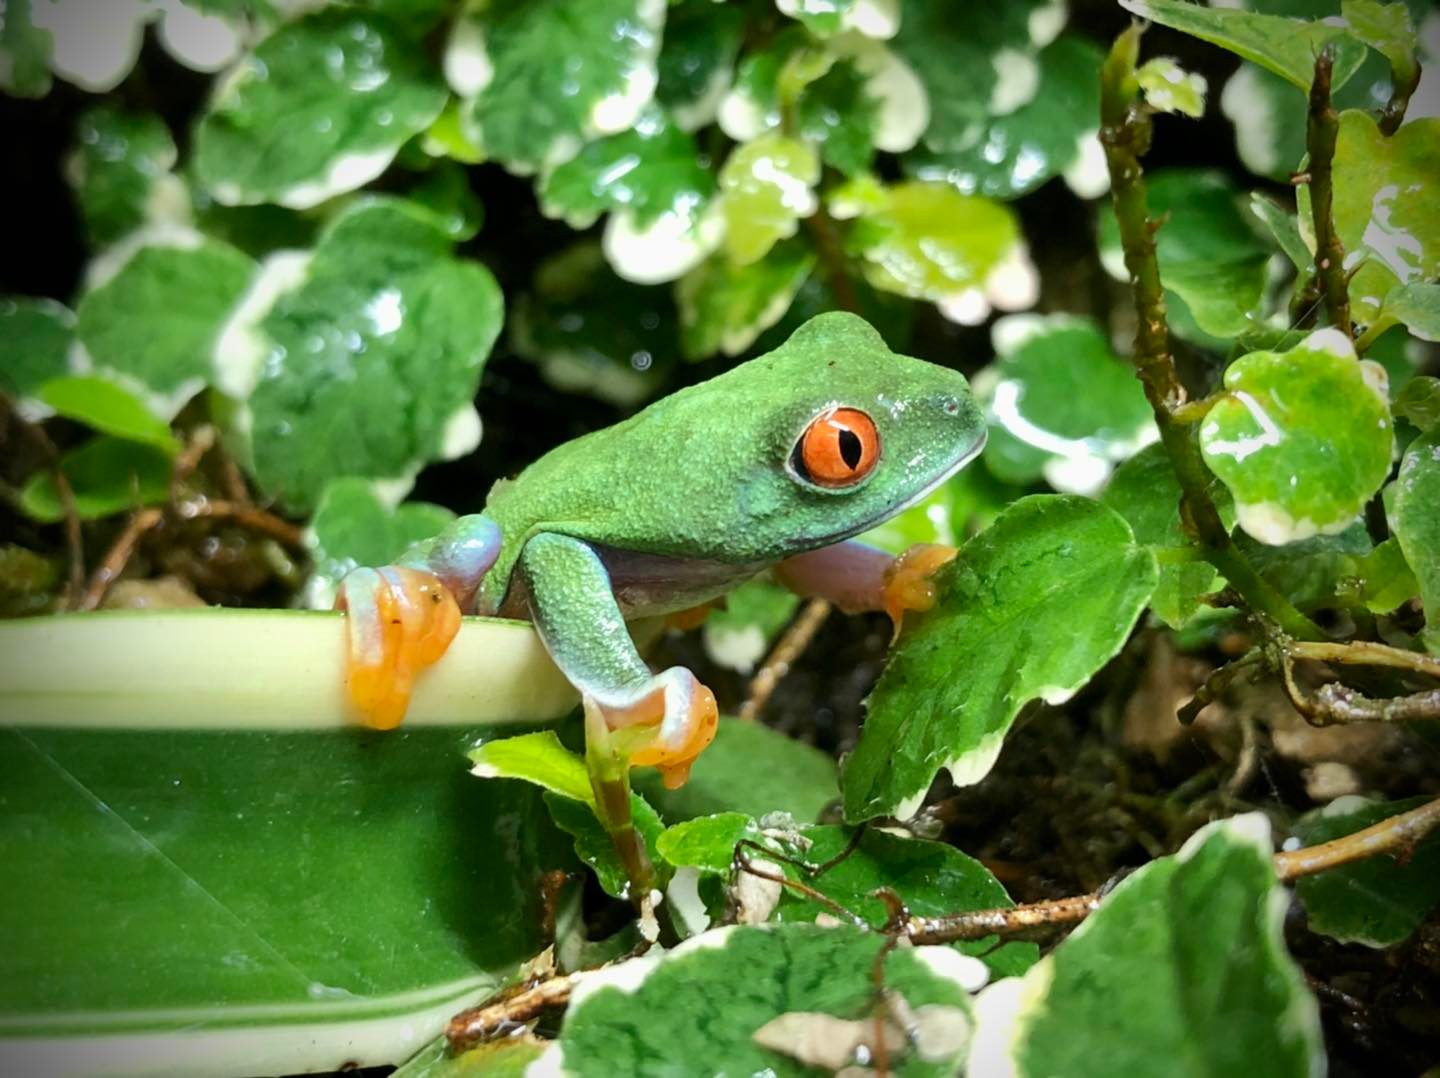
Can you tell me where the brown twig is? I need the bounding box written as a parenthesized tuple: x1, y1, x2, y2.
(1099, 24, 1324, 643)
(1279, 637, 1440, 724)
(3, 397, 86, 606)
(1274, 796, 1440, 880)
(173, 498, 305, 548)
(739, 597, 831, 721)
(445, 971, 582, 1050)
(1378, 48, 1421, 137)
(1305, 48, 1352, 339)
(1178, 649, 1262, 725)
(78, 508, 164, 611)
(906, 892, 1102, 945)
(1286, 639, 1440, 678)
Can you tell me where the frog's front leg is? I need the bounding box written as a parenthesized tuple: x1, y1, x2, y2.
(336, 514, 502, 729)
(773, 539, 958, 634)
(517, 532, 719, 790)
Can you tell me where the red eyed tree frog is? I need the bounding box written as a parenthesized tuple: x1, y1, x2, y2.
(337, 312, 986, 788)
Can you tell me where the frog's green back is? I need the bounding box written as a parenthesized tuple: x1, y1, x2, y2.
(479, 312, 985, 604)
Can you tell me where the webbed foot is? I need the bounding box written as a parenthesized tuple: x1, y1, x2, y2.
(336, 566, 462, 729)
(598, 667, 719, 789)
(882, 542, 958, 639)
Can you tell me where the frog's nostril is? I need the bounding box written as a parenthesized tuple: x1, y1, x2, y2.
(942, 400, 960, 416)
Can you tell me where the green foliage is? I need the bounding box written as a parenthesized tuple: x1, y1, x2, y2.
(0, 296, 75, 404)
(20, 436, 172, 522)
(306, 478, 455, 605)
(1390, 428, 1440, 652)
(68, 106, 181, 245)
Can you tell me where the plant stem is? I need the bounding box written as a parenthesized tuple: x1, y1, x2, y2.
(1305, 47, 1352, 339)
(1378, 50, 1421, 137)
(740, 596, 831, 721)
(1099, 25, 1324, 643)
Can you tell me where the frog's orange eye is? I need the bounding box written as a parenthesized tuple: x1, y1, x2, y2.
(794, 407, 880, 488)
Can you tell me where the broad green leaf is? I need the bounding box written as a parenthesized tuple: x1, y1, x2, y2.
(0, 725, 565, 1073)
(655, 0, 745, 131)
(843, 496, 1158, 822)
(544, 791, 665, 899)
(469, 730, 595, 806)
(1297, 112, 1440, 325)
(1199, 328, 1394, 545)
(1379, 281, 1440, 341)
(903, 34, 1104, 201)
(1236, 521, 1372, 610)
(405, 162, 484, 242)
(555, 923, 976, 1076)
(980, 314, 1155, 494)
(655, 811, 757, 874)
(233, 198, 503, 512)
(715, 28, 807, 140)
(1293, 795, 1440, 947)
(76, 236, 255, 418)
(1136, 56, 1208, 117)
(700, 578, 801, 674)
(539, 107, 714, 231)
(1351, 536, 1419, 613)
(305, 478, 455, 606)
(768, 826, 1039, 977)
(1118, 0, 1366, 90)
(796, 58, 879, 176)
(676, 238, 815, 359)
(891, 0, 1064, 161)
(450, 0, 664, 174)
(978, 814, 1321, 1078)
(1100, 169, 1272, 338)
(0, 0, 53, 97)
(636, 717, 838, 823)
(514, 242, 680, 405)
(67, 107, 182, 245)
(0, 296, 74, 404)
(19, 435, 171, 522)
(718, 134, 820, 266)
(836, 178, 1030, 324)
(193, 9, 446, 209)
(1389, 427, 1440, 651)
(37, 375, 179, 453)
(1342, 0, 1419, 88)
(1394, 374, 1440, 430)
(1249, 193, 1312, 272)
(1102, 444, 1237, 628)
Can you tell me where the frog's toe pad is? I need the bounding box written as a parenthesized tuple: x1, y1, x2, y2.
(337, 566, 461, 730)
(882, 543, 959, 637)
(607, 667, 719, 790)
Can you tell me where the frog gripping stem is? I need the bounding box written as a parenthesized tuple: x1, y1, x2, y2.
(337, 566, 462, 729)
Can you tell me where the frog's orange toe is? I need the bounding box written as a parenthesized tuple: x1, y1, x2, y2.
(882, 543, 959, 639)
(337, 566, 462, 730)
(608, 670, 720, 789)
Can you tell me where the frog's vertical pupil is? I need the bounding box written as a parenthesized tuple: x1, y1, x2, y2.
(838, 429, 863, 470)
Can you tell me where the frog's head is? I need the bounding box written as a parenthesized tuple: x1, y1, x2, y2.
(659, 311, 987, 560)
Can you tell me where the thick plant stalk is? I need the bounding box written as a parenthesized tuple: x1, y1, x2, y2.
(1099, 25, 1324, 643)
(1306, 48, 1353, 339)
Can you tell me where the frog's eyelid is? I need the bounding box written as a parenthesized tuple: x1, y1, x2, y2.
(787, 406, 881, 491)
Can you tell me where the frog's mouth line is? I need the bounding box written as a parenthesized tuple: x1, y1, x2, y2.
(840, 426, 990, 543)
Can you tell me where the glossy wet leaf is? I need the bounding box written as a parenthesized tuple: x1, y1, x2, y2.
(676, 238, 815, 359)
(1389, 427, 1440, 652)
(655, 811, 757, 874)
(701, 578, 801, 674)
(234, 198, 502, 512)
(1297, 112, 1440, 326)
(767, 826, 1038, 977)
(0, 725, 565, 1074)
(1380, 281, 1440, 341)
(0, 296, 74, 404)
(19, 435, 171, 522)
(76, 236, 254, 418)
(636, 717, 837, 823)
(451, 0, 664, 174)
(797, 59, 878, 176)
(555, 923, 975, 1077)
(843, 495, 1158, 822)
(1199, 329, 1394, 545)
(903, 34, 1103, 201)
(891, 0, 1062, 161)
(305, 478, 455, 607)
(1352, 537, 1420, 613)
(719, 134, 820, 266)
(36, 375, 179, 453)
(67, 106, 181, 245)
(655, 0, 745, 130)
(193, 9, 445, 209)
(1293, 796, 1440, 947)
(539, 107, 714, 230)
(1118, 0, 1366, 91)
(513, 242, 679, 406)
(0, 0, 53, 97)
(1250, 193, 1312, 272)
(1236, 521, 1372, 610)
(1102, 444, 1237, 628)
(981, 314, 1155, 494)
(1394, 375, 1440, 431)
(837, 179, 1027, 322)
(978, 814, 1321, 1078)
(1100, 169, 1272, 338)
(1342, 0, 1419, 87)
(1136, 56, 1208, 117)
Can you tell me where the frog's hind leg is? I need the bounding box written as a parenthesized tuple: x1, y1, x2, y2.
(336, 514, 502, 729)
